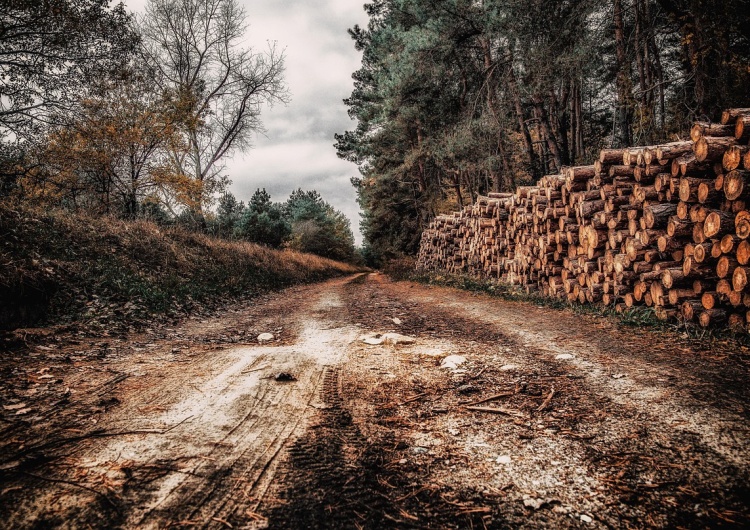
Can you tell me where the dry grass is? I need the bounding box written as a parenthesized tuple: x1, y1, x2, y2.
(0, 206, 362, 332)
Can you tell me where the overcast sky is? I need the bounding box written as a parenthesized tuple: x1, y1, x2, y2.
(125, 0, 368, 243)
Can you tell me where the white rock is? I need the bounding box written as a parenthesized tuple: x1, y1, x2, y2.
(382, 333, 415, 345)
(555, 353, 574, 360)
(257, 333, 274, 343)
(499, 364, 518, 371)
(361, 333, 416, 346)
(523, 497, 544, 510)
(440, 355, 467, 370)
(580, 514, 593, 524)
(496, 455, 512, 464)
(392, 317, 402, 325)
(447, 428, 460, 436)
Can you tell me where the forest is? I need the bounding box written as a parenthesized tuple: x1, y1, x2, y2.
(0, 0, 358, 263)
(337, 0, 750, 263)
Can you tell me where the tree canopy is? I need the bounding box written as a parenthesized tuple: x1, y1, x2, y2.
(211, 188, 359, 263)
(338, 0, 750, 259)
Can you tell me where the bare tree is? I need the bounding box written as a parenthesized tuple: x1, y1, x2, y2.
(139, 0, 288, 219)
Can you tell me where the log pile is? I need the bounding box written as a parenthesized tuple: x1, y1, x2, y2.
(416, 108, 750, 330)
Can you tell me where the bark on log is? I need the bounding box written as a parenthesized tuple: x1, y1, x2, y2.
(721, 108, 750, 125)
(691, 122, 735, 142)
(694, 136, 737, 163)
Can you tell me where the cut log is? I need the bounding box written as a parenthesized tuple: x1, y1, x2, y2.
(698, 181, 722, 204)
(694, 136, 737, 163)
(566, 165, 597, 184)
(609, 165, 636, 178)
(679, 156, 713, 177)
(667, 217, 693, 238)
(723, 170, 750, 201)
(732, 266, 750, 292)
(661, 268, 690, 289)
(691, 122, 736, 142)
(735, 210, 750, 239)
(703, 209, 735, 238)
(717, 279, 733, 296)
(655, 141, 694, 162)
(693, 242, 713, 263)
(689, 204, 709, 223)
(737, 240, 750, 265)
(721, 108, 750, 125)
(680, 177, 713, 202)
(692, 222, 706, 244)
(681, 299, 703, 321)
(719, 234, 739, 254)
(723, 145, 749, 171)
(699, 309, 728, 328)
(600, 148, 626, 165)
(668, 288, 696, 305)
(701, 291, 719, 310)
(717, 255, 739, 279)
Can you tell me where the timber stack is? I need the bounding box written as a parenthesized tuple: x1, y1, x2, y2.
(416, 108, 750, 330)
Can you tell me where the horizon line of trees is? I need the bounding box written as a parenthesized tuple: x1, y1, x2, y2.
(337, 0, 750, 261)
(210, 188, 359, 263)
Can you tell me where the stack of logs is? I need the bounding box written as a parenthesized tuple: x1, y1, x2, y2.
(416, 108, 750, 329)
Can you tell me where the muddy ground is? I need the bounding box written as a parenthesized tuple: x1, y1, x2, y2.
(0, 273, 748, 529)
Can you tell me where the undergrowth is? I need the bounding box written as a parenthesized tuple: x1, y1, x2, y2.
(0, 206, 361, 335)
(404, 269, 750, 349)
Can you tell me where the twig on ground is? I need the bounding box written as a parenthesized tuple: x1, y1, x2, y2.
(464, 405, 525, 417)
(461, 392, 514, 406)
(397, 392, 429, 406)
(537, 386, 555, 412)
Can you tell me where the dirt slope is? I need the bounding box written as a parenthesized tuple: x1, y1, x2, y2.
(1, 273, 748, 529)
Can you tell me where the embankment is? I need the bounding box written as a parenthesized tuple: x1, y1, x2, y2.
(0, 207, 360, 334)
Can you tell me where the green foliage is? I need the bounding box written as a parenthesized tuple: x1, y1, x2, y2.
(213, 192, 245, 239)
(235, 189, 290, 248)
(138, 196, 171, 225)
(284, 188, 358, 263)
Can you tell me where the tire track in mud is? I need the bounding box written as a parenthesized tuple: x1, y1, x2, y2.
(0, 278, 363, 530)
(264, 367, 389, 529)
(118, 284, 362, 529)
(264, 367, 508, 529)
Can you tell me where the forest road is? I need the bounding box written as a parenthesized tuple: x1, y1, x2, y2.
(0, 273, 749, 529)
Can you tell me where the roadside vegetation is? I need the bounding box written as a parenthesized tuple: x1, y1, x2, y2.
(0, 206, 360, 337)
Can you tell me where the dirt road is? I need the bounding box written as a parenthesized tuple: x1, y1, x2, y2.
(1, 273, 748, 529)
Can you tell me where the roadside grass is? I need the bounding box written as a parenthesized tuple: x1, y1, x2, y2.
(401, 267, 750, 348)
(0, 206, 361, 334)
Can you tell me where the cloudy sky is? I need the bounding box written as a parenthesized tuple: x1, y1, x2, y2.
(125, 0, 369, 243)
